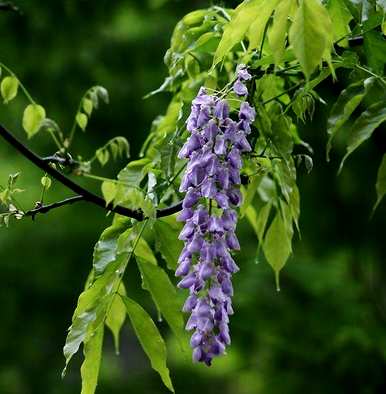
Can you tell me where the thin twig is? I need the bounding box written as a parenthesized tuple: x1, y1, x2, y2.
(24, 196, 85, 219)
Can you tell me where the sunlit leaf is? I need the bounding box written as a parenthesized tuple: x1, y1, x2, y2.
(121, 296, 174, 393)
(80, 325, 104, 394)
(289, 0, 333, 79)
(76, 112, 88, 131)
(83, 98, 93, 116)
(41, 176, 52, 189)
(247, 0, 280, 51)
(101, 181, 117, 206)
(213, 0, 263, 66)
(1, 76, 18, 103)
(268, 0, 295, 65)
(326, 0, 353, 47)
(22, 104, 46, 138)
(263, 211, 293, 290)
(105, 283, 126, 354)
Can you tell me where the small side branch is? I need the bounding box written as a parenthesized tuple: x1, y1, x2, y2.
(0, 124, 185, 221)
(25, 195, 85, 219)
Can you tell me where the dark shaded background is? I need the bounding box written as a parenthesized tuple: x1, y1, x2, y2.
(1, 1, 386, 393)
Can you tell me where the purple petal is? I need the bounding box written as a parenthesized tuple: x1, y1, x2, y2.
(233, 79, 248, 96)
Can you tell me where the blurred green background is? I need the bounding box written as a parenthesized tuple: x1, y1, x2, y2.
(1, 1, 386, 393)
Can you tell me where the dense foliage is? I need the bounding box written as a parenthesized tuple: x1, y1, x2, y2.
(0, 0, 385, 393)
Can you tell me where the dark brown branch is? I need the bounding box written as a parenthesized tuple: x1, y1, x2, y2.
(0, 124, 185, 221)
(25, 195, 85, 219)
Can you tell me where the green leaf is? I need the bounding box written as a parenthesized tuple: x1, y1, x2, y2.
(327, 0, 353, 47)
(263, 211, 293, 290)
(246, 202, 272, 244)
(83, 98, 93, 116)
(22, 104, 46, 138)
(326, 77, 375, 160)
(41, 176, 52, 189)
(105, 283, 126, 354)
(118, 158, 151, 186)
(247, 0, 281, 51)
(339, 101, 386, 172)
(240, 176, 262, 217)
(101, 181, 117, 206)
(136, 257, 186, 351)
(63, 222, 141, 376)
(213, 0, 263, 66)
(121, 296, 174, 393)
(153, 217, 183, 270)
(289, 0, 333, 79)
(374, 154, 386, 211)
(135, 238, 157, 265)
(76, 112, 88, 131)
(364, 30, 386, 75)
(80, 325, 104, 394)
(268, 0, 295, 65)
(93, 217, 132, 277)
(1, 76, 18, 103)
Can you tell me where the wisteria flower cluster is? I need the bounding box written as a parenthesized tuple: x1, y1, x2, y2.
(176, 65, 256, 365)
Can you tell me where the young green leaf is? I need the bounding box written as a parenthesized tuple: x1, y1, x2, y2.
(105, 283, 126, 354)
(268, 0, 295, 66)
(213, 0, 263, 66)
(41, 176, 52, 189)
(374, 154, 386, 211)
(1, 76, 19, 103)
(263, 211, 293, 290)
(247, 0, 281, 51)
(83, 98, 93, 116)
(289, 0, 333, 79)
(76, 112, 88, 131)
(339, 101, 386, 172)
(101, 181, 117, 206)
(80, 325, 104, 394)
(121, 296, 174, 393)
(326, 0, 353, 47)
(22, 104, 46, 138)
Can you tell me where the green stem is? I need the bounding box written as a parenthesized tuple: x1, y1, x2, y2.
(67, 89, 90, 147)
(258, 17, 271, 61)
(262, 81, 304, 105)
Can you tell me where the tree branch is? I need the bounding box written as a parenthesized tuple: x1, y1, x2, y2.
(0, 124, 185, 221)
(24, 195, 85, 219)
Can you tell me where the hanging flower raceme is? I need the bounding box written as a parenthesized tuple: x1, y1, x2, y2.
(176, 65, 256, 365)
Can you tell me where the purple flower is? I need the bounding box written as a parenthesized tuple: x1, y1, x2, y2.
(176, 66, 256, 365)
(237, 64, 252, 81)
(239, 102, 256, 122)
(233, 80, 248, 96)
